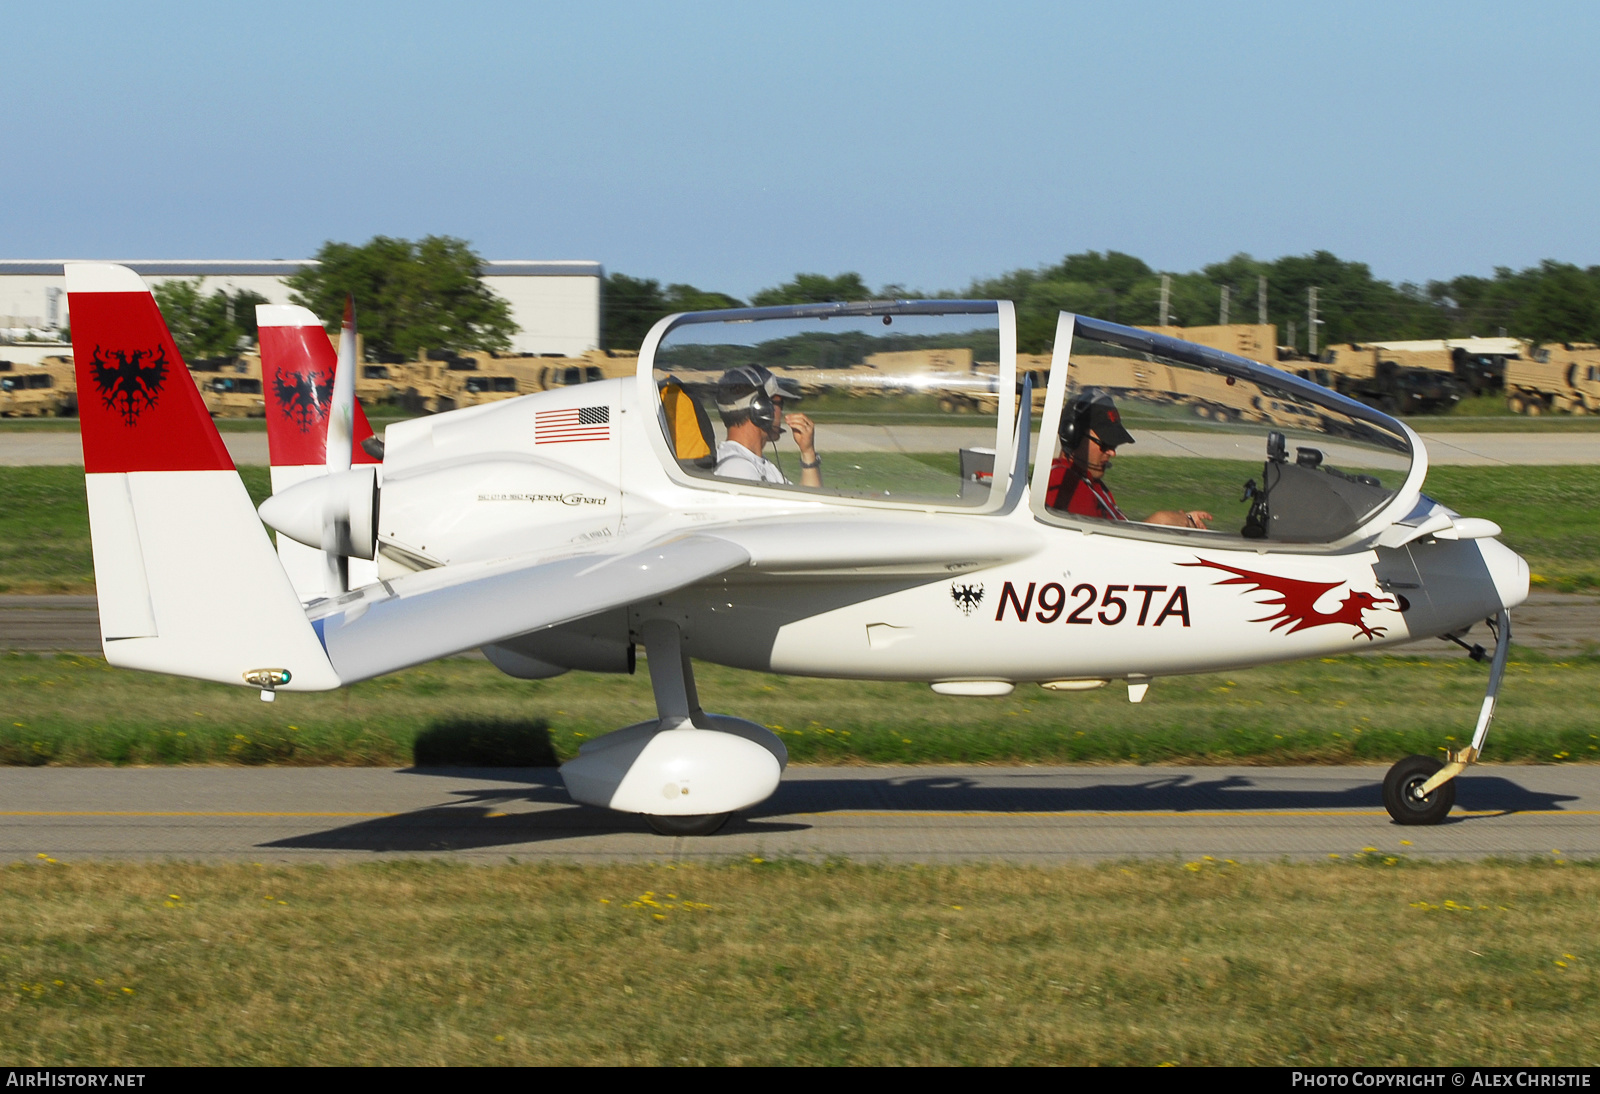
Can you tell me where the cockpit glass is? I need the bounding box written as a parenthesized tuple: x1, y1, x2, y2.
(653, 307, 1004, 507)
(1040, 332, 1413, 544)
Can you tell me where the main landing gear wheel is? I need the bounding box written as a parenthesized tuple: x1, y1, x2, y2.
(646, 812, 732, 837)
(1383, 755, 1456, 826)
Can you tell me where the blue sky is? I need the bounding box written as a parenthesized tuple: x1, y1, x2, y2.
(5, 1, 1597, 297)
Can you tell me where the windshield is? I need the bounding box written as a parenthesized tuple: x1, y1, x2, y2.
(648, 302, 1009, 508)
(1037, 319, 1415, 545)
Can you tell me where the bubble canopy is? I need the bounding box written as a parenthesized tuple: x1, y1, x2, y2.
(641, 300, 1017, 509)
(1034, 315, 1422, 548)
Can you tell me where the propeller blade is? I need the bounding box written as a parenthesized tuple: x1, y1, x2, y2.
(323, 296, 358, 593)
(328, 296, 357, 475)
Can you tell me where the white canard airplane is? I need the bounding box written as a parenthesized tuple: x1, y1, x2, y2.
(67, 264, 1527, 832)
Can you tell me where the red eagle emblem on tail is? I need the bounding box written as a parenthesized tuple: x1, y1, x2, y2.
(1182, 558, 1395, 640)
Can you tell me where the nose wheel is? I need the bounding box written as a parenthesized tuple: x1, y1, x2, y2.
(1382, 755, 1456, 825)
(1380, 609, 1510, 825)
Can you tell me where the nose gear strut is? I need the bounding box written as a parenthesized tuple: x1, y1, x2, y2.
(1381, 609, 1511, 825)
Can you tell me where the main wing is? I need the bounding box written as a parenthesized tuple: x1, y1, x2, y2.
(309, 512, 1038, 683)
(308, 535, 749, 683)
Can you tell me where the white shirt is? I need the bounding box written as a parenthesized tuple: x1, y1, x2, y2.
(714, 440, 788, 484)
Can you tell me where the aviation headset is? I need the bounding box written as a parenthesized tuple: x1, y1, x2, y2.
(715, 364, 800, 436)
(1058, 389, 1135, 452)
(1058, 391, 1100, 450)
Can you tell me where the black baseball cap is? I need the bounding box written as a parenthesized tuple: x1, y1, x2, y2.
(1063, 391, 1135, 449)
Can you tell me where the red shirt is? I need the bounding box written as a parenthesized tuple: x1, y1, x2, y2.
(1046, 457, 1126, 520)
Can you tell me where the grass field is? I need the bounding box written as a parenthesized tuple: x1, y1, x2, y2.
(0, 467, 272, 594)
(3, 649, 1596, 767)
(3, 461, 1597, 593)
(0, 858, 1594, 1065)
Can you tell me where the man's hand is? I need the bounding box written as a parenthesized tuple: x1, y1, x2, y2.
(787, 412, 817, 460)
(785, 411, 821, 487)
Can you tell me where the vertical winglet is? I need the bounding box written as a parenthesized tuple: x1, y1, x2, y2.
(258, 303, 380, 468)
(66, 264, 340, 692)
(66, 264, 233, 474)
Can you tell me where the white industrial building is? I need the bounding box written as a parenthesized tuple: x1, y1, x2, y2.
(0, 259, 602, 363)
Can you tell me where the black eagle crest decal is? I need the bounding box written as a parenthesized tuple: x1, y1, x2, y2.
(273, 367, 335, 433)
(90, 345, 168, 425)
(950, 582, 985, 616)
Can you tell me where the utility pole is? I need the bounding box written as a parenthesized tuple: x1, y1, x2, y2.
(1219, 284, 1231, 326)
(1288, 320, 1297, 352)
(1308, 286, 1320, 357)
(1257, 276, 1268, 326)
(1159, 274, 1171, 327)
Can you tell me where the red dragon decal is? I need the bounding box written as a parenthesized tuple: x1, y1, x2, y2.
(1182, 558, 1395, 640)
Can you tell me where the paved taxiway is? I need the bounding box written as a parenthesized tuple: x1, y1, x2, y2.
(2, 765, 1594, 864)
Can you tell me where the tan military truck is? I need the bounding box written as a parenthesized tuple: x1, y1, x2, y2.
(1505, 344, 1600, 415)
(1064, 348, 1324, 432)
(942, 327, 1281, 419)
(1141, 324, 1277, 365)
(0, 356, 77, 417)
(191, 353, 266, 418)
(856, 348, 996, 413)
(1362, 337, 1519, 397)
(500, 348, 639, 393)
(1307, 343, 1463, 415)
(356, 348, 639, 414)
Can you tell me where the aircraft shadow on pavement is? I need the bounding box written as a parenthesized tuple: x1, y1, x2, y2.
(258, 767, 1578, 852)
(752, 771, 1577, 822)
(261, 767, 807, 853)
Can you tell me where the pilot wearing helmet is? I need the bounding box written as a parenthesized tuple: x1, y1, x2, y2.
(713, 364, 822, 487)
(1046, 390, 1213, 529)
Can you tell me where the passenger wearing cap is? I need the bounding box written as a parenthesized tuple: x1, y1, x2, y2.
(1046, 391, 1213, 529)
(713, 365, 822, 487)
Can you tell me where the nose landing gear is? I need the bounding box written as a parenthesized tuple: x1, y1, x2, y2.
(1381, 609, 1510, 825)
(1382, 754, 1456, 826)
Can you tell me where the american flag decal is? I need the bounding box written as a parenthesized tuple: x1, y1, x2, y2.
(535, 405, 611, 444)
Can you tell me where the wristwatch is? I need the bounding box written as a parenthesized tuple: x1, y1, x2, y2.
(799, 455, 821, 469)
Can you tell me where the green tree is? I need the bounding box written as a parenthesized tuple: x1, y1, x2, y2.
(969, 251, 1159, 352)
(151, 279, 269, 362)
(750, 272, 872, 306)
(1431, 261, 1600, 344)
(1517, 262, 1600, 344)
(285, 236, 517, 359)
(603, 274, 743, 351)
(970, 248, 1465, 354)
(1048, 251, 1154, 299)
(1254, 251, 1441, 350)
